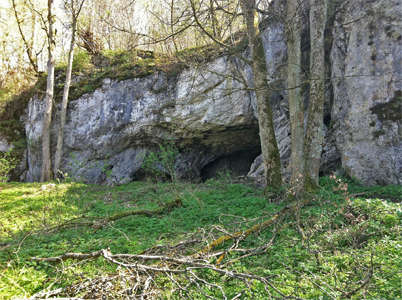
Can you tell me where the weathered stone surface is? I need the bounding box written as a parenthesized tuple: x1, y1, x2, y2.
(249, 0, 401, 186)
(331, 0, 402, 185)
(247, 11, 340, 184)
(0, 135, 11, 152)
(24, 57, 262, 184)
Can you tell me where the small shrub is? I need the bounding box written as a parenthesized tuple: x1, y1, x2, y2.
(142, 142, 179, 182)
(72, 51, 92, 72)
(0, 150, 17, 182)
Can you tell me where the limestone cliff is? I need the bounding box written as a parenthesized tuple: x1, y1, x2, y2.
(22, 0, 401, 185)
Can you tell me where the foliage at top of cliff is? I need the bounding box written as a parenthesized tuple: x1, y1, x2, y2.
(0, 33, 248, 150)
(46, 35, 246, 104)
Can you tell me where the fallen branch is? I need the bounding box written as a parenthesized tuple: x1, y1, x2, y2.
(46, 198, 183, 231)
(342, 252, 374, 298)
(105, 198, 182, 222)
(32, 249, 104, 262)
(197, 205, 291, 255)
(223, 230, 278, 265)
(34, 248, 291, 298)
(30, 200, 312, 299)
(140, 239, 201, 255)
(30, 207, 291, 298)
(106, 249, 293, 298)
(197, 196, 314, 256)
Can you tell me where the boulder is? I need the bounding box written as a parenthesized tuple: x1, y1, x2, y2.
(0, 135, 11, 153)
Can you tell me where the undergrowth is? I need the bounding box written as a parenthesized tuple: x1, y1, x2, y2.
(0, 176, 400, 299)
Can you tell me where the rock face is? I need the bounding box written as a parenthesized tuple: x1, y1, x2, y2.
(25, 57, 262, 184)
(0, 135, 11, 152)
(331, 0, 402, 185)
(23, 0, 401, 185)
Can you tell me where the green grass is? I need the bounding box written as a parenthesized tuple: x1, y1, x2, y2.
(0, 177, 400, 299)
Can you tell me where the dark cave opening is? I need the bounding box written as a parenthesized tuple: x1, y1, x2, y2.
(324, 113, 331, 127)
(200, 149, 261, 181)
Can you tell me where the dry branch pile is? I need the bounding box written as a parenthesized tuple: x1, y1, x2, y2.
(30, 201, 297, 299)
(29, 196, 373, 299)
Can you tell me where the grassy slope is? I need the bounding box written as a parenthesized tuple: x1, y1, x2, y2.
(0, 177, 400, 299)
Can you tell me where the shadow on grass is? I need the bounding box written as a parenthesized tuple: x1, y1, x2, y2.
(0, 181, 270, 260)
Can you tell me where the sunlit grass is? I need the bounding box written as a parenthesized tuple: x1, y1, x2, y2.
(0, 178, 400, 299)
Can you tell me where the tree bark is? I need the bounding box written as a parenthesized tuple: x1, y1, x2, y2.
(304, 0, 328, 189)
(240, 0, 282, 189)
(287, 0, 304, 190)
(40, 0, 55, 182)
(54, 1, 80, 176)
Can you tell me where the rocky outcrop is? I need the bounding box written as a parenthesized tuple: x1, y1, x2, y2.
(23, 0, 401, 185)
(249, 0, 401, 186)
(25, 56, 263, 184)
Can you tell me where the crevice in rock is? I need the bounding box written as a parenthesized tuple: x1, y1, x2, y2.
(323, 0, 338, 127)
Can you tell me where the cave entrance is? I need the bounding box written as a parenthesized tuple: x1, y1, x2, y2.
(201, 149, 260, 181)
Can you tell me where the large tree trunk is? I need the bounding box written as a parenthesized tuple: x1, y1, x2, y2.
(286, 0, 304, 190)
(240, 0, 282, 189)
(304, 0, 328, 189)
(40, 0, 55, 182)
(54, 13, 78, 176)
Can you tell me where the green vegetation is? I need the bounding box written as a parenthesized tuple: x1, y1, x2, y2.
(0, 176, 400, 299)
(143, 142, 180, 182)
(0, 70, 36, 175)
(0, 150, 17, 182)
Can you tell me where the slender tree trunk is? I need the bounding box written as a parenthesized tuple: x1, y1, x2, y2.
(304, 0, 328, 189)
(170, 0, 179, 53)
(11, 0, 39, 73)
(240, 0, 282, 189)
(209, 0, 221, 40)
(40, 0, 55, 182)
(287, 0, 304, 190)
(54, 17, 77, 176)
